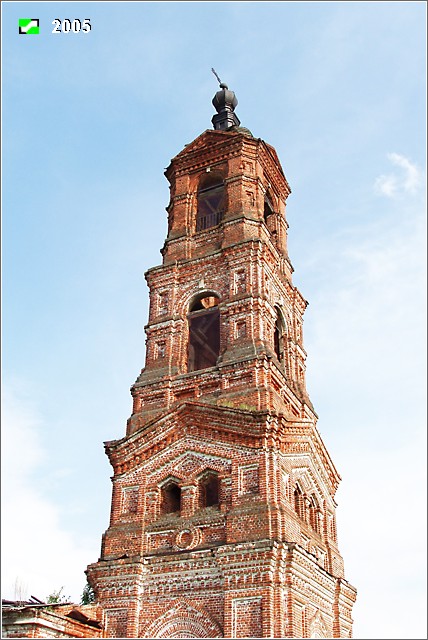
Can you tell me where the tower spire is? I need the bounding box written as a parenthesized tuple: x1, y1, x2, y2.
(211, 68, 240, 130)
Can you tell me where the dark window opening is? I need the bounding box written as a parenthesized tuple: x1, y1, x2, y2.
(264, 193, 280, 243)
(197, 175, 225, 232)
(274, 311, 284, 362)
(188, 295, 220, 372)
(264, 197, 274, 224)
(200, 473, 220, 508)
(161, 482, 181, 515)
(294, 485, 304, 519)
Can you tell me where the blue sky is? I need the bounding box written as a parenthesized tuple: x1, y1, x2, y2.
(2, 2, 426, 638)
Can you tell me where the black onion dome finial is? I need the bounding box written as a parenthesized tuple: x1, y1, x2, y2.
(211, 68, 241, 131)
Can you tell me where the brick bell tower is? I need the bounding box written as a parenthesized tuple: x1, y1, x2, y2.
(86, 80, 356, 638)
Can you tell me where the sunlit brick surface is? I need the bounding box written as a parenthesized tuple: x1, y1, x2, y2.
(86, 128, 356, 638)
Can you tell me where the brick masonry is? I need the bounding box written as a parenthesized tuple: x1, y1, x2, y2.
(1, 604, 103, 638)
(86, 126, 357, 637)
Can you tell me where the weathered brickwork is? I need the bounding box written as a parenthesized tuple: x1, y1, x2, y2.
(86, 111, 356, 637)
(1, 604, 103, 638)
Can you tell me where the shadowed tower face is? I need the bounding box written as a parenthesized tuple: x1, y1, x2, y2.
(86, 80, 357, 639)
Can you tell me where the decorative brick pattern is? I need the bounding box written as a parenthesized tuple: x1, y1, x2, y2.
(142, 601, 222, 638)
(234, 268, 247, 294)
(105, 609, 128, 638)
(239, 464, 259, 495)
(85, 127, 356, 638)
(121, 486, 139, 514)
(235, 320, 247, 340)
(232, 598, 262, 638)
(157, 291, 169, 316)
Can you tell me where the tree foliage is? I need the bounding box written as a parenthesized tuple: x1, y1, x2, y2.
(81, 582, 96, 605)
(46, 586, 69, 604)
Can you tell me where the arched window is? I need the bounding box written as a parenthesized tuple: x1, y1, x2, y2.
(188, 294, 220, 372)
(196, 174, 225, 231)
(309, 495, 320, 533)
(199, 471, 220, 508)
(274, 308, 285, 362)
(161, 481, 181, 515)
(294, 484, 304, 520)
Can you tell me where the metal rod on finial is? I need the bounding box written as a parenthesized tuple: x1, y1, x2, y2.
(211, 68, 222, 86)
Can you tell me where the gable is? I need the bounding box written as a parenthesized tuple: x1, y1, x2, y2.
(172, 129, 236, 159)
(146, 448, 232, 486)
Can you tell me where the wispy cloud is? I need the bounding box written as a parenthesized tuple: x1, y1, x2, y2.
(304, 202, 426, 639)
(306, 204, 426, 418)
(1, 385, 97, 602)
(374, 152, 424, 197)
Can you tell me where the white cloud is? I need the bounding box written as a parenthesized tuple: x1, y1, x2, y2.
(1, 385, 97, 603)
(338, 444, 427, 640)
(306, 202, 426, 394)
(374, 152, 424, 197)
(304, 203, 427, 638)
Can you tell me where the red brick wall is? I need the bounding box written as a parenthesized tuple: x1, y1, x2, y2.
(86, 127, 356, 638)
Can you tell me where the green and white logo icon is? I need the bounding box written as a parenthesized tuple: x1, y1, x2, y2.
(19, 19, 40, 34)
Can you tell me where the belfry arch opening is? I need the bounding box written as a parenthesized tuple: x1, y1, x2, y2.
(196, 173, 225, 231)
(188, 293, 220, 372)
(199, 471, 220, 509)
(161, 481, 181, 515)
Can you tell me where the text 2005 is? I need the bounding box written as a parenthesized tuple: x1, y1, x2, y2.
(52, 19, 91, 33)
